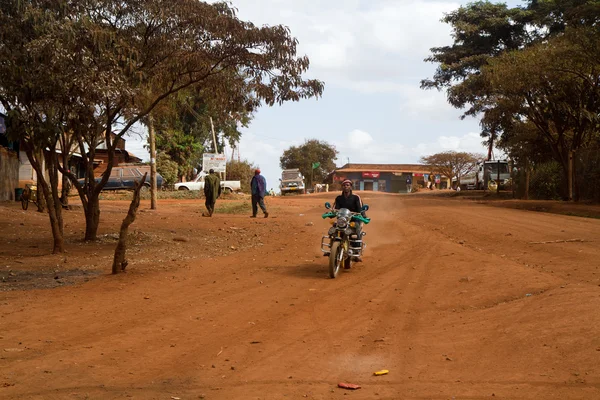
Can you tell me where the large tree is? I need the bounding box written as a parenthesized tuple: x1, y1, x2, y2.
(421, 0, 600, 200)
(280, 139, 338, 187)
(482, 26, 600, 198)
(1, 0, 324, 247)
(420, 151, 482, 187)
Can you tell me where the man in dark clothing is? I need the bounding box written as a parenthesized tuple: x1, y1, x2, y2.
(334, 179, 363, 213)
(203, 169, 221, 217)
(250, 169, 269, 218)
(327, 179, 366, 261)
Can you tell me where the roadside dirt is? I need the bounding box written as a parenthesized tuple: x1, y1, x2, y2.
(1, 191, 599, 399)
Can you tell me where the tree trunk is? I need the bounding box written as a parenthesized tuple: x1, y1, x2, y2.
(25, 147, 65, 253)
(112, 173, 146, 274)
(524, 159, 530, 200)
(148, 114, 158, 210)
(84, 194, 101, 241)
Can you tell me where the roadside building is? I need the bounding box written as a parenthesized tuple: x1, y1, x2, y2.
(325, 163, 450, 193)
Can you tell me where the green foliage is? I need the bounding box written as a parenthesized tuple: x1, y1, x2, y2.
(156, 152, 178, 189)
(154, 123, 204, 181)
(422, 0, 600, 201)
(528, 162, 565, 200)
(0, 0, 324, 241)
(226, 159, 258, 193)
(280, 139, 338, 186)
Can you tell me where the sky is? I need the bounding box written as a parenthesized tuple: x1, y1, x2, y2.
(126, 0, 517, 191)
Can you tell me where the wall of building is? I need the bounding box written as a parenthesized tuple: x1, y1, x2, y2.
(0, 147, 19, 201)
(332, 171, 417, 193)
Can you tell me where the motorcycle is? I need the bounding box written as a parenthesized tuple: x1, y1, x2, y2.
(320, 202, 370, 278)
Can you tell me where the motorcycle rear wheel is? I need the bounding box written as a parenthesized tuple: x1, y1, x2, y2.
(329, 241, 343, 279)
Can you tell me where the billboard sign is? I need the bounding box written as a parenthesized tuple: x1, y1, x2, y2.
(202, 153, 226, 173)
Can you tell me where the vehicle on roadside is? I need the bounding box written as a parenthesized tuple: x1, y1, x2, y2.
(454, 159, 511, 191)
(279, 168, 306, 195)
(174, 171, 241, 193)
(78, 165, 162, 191)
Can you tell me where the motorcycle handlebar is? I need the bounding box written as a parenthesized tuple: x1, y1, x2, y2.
(321, 210, 370, 224)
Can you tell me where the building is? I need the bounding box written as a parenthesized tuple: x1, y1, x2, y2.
(1, 121, 143, 202)
(326, 163, 451, 193)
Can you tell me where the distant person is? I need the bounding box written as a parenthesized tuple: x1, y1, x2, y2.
(250, 169, 269, 218)
(202, 169, 221, 217)
(406, 176, 412, 193)
(268, 188, 275, 196)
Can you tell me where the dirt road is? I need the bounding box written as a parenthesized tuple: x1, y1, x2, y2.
(1, 192, 599, 399)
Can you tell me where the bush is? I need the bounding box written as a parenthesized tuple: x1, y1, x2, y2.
(156, 153, 178, 189)
(226, 159, 259, 193)
(528, 162, 565, 200)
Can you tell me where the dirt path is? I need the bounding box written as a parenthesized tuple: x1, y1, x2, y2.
(1, 192, 599, 399)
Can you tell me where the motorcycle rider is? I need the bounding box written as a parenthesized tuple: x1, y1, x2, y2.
(325, 179, 366, 262)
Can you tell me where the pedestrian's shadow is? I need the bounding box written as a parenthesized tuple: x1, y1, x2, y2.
(279, 262, 330, 279)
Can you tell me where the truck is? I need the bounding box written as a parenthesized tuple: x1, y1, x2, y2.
(279, 168, 306, 195)
(174, 171, 241, 193)
(454, 160, 511, 191)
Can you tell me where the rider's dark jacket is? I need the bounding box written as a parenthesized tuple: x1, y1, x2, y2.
(334, 191, 363, 213)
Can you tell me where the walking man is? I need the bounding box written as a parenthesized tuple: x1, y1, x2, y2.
(203, 169, 221, 217)
(406, 175, 412, 193)
(250, 169, 269, 218)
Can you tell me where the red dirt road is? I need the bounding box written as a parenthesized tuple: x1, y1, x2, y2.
(1, 192, 599, 399)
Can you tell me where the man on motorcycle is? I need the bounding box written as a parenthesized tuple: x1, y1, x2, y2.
(334, 179, 364, 214)
(325, 179, 366, 261)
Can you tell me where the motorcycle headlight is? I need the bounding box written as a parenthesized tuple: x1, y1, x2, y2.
(337, 217, 349, 228)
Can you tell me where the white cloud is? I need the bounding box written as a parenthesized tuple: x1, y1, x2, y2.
(226, 0, 460, 92)
(347, 129, 374, 149)
(334, 129, 486, 166)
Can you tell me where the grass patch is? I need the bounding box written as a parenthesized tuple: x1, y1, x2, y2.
(214, 200, 251, 215)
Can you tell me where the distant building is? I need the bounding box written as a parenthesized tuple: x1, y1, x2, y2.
(325, 163, 450, 193)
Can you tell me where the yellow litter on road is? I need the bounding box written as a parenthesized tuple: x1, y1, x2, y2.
(373, 370, 389, 376)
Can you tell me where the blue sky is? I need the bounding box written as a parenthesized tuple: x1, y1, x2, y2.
(127, 0, 520, 190)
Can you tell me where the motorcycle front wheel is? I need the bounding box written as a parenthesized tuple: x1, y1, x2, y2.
(329, 241, 343, 279)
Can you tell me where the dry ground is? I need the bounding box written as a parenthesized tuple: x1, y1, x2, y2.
(1, 191, 599, 400)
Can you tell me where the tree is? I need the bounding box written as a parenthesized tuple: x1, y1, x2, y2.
(482, 27, 600, 198)
(421, 0, 600, 200)
(420, 151, 482, 187)
(226, 159, 259, 193)
(280, 139, 338, 187)
(156, 152, 179, 189)
(1, 0, 324, 247)
(152, 85, 253, 181)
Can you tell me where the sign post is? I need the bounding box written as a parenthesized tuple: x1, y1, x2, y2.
(202, 153, 227, 178)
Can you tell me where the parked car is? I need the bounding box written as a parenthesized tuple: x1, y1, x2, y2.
(79, 166, 163, 191)
(174, 171, 241, 193)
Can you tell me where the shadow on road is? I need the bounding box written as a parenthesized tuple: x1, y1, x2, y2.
(279, 262, 330, 279)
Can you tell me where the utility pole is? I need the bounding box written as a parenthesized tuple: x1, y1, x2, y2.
(148, 114, 157, 210)
(496, 159, 500, 195)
